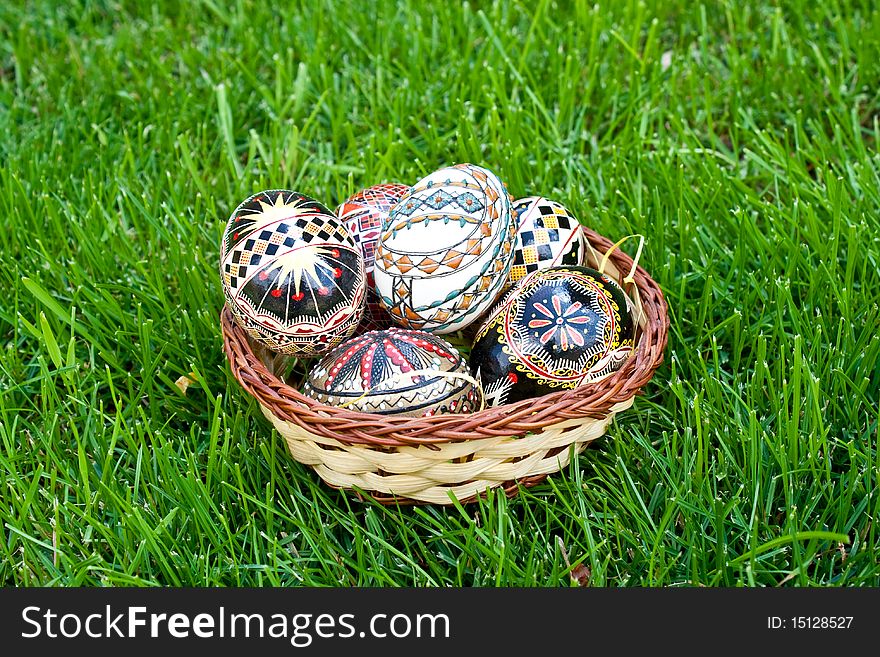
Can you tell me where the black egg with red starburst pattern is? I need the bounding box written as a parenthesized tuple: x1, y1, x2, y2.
(220, 189, 366, 356)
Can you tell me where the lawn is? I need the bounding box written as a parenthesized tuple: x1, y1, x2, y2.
(1, 0, 878, 586)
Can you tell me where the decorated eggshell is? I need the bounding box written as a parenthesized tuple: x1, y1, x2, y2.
(509, 196, 587, 286)
(470, 266, 635, 407)
(220, 189, 366, 357)
(335, 183, 410, 332)
(373, 163, 515, 334)
(303, 328, 478, 417)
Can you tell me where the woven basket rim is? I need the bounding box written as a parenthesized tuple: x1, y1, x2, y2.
(221, 226, 669, 448)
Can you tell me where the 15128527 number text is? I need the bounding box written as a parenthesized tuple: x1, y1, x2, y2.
(767, 616, 854, 630)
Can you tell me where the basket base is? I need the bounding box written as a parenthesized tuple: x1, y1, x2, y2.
(262, 398, 634, 505)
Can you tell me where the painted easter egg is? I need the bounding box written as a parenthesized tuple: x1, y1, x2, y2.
(335, 183, 410, 332)
(220, 189, 366, 357)
(470, 266, 635, 407)
(303, 328, 478, 417)
(373, 163, 515, 334)
(509, 196, 587, 286)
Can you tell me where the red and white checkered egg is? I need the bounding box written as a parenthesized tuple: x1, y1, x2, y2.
(335, 183, 409, 333)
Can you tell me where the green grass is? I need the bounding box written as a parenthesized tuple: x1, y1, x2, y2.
(1, 0, 878, 586)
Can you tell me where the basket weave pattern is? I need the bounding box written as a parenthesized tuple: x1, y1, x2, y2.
(221, 228, 669, 504)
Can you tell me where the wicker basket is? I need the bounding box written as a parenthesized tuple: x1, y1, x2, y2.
(221, 227, 669, 505)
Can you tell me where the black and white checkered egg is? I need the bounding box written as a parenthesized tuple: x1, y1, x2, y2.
(509, 197, 587, 287)
(220, 189, 366, 357)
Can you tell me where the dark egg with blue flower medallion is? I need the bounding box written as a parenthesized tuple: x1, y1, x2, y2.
(220, 189, 366, 357)
(469, 266, 635, 407)
(303, 328, 478, 417)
